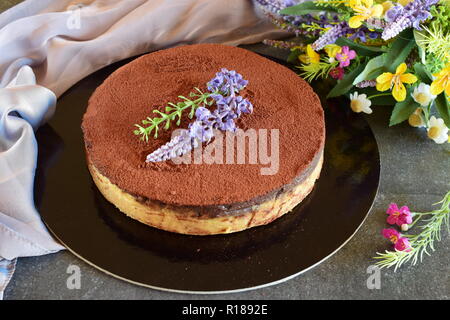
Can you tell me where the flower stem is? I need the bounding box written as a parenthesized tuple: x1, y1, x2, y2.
(367, 92, 392, 99)
(134, 88, 216, 141)
(374, 191, 450, 270)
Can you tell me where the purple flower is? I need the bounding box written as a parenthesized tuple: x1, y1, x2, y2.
(146, 70, 253, 162)
(254, 0, 290, 14)
(368, 32, 379, 39)
(212, 110, 237, 132)
(262, 39, 298, 49)
(283, 0, 295, 7)
(207, 68, 248, 95)
(336, 46, 356, 68)
(385, 5, 403, 23)
(194, 106, 212, 122)
(188, 120, 214, 143)
(382, 0, 439, 40)
(349, 29, 367, 43)
(356, 80, 377, 88)
(263, 5, 341, 37)
(145, 131, 192, 162)
(312, 22, 351, 50)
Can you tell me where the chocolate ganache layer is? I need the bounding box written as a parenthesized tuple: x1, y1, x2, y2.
(82, 44, 325, 217)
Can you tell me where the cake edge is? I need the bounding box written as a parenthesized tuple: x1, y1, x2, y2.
(87, 152, 323, 236)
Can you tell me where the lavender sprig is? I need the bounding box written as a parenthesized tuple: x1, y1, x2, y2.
(382, 0, 439, 40)
(262, 39, 299, 49)
(134, 88, 215, 141)
(207, 68, 248, 95)
(312, 21, 352, 50)
(254, 0, 294, 14)
(145, 70, 253, 163)
(258, 0, 341, 38)
(355, 80, 377, 88)
(134, 68, 248, 141)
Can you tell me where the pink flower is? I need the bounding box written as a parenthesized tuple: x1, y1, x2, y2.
(382, 228, 400, 244)
(336, 46, 356, 68)
(330, 67, 345, 80)
(394, 237, 412, 252)
(386, 203, 413, 226)
(382, 228, 412, 252)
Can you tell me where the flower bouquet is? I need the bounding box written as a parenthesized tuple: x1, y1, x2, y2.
(257, 0, 450, 144)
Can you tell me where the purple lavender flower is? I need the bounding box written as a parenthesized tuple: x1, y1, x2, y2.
(382, 0, 439, 40)
(368, 32, 379, 39)
(385, 5, 403, 23)
(284, 13, 340, 37)
(213, 94, 253, 117)
(254, 0, 291, 14)
(146, 71, 253, 163)
(262, 39, 298, 49)
(382, 16, 412, 40)
(312, 22, 352, 50)
(146, 130, 192, 162)
(348, 26, 380, 42)
(349, 29, 367, 43)
(283, 0, 295, 7)
(207, 68, 248, 95)
(355, 80, 377, 88)
(260, 1, 340, 38)
(189, 118, 215, 142)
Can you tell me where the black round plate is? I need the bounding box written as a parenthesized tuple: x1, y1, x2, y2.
(34, 55, 380, 293)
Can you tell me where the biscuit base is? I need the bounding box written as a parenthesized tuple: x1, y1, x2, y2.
(88, 155, 323, 235)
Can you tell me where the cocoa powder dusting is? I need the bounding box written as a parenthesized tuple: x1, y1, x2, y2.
(82, 44, 325, 207)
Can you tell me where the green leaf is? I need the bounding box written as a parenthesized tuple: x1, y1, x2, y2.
(327, 64, 365, 98)
(287, 48, 301, 64)
(385, 29, 415, 73)
(352, 29, 415, 87)
(335, 38, 386, 56)
(358, 87, 397, 105)
(413, 63, 433, 84)
(435, 93, 450, 128)
(413, 29, 426, 51)
(353, 55, 386, 85)
(280, 3, 337, 15)
(389, 94, 419, 126)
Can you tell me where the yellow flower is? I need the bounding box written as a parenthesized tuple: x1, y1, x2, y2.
(398, 0, 413, 6)
(381, 1, 393, 14)
(292, 45, 305, 51)
(349, 0, 384, 28)
(299, 44, 320, 65)
(376, 63, 418, 101)
(430, 64, 450, 96)
(324, 44, 342, 58)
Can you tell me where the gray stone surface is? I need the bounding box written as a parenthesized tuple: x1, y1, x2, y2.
(1, 1, 449, 300)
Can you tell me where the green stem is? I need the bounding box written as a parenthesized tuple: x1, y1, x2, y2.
(367, 92, 392, 99)
(134, 88, 216, 140)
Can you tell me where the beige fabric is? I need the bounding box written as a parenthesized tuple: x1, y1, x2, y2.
(0, 0, 287, 97)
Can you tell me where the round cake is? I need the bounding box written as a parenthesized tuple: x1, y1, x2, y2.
(82, 44, 325, 235)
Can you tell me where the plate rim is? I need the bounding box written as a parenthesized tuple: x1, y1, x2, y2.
(39, 53, 381, 294)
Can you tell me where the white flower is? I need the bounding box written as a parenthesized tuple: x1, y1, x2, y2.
(411, 83, 436, 107)
(349, 92, 372, 114)
(427, 116, 449, 144)
(408, 108, 426, 128)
